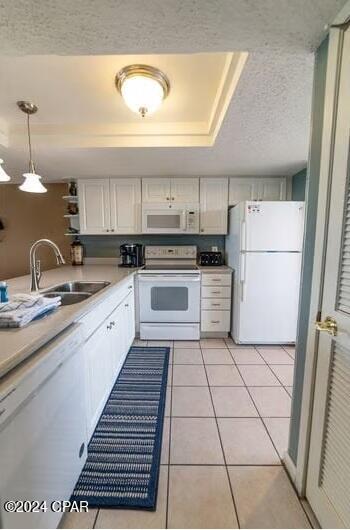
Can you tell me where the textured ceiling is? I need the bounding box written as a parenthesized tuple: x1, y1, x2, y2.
(0, 0, 346, 180)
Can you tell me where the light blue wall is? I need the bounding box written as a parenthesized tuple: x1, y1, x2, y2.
(292, 168, 307, 201)
(80, 234, 225, 258)
(288, 37, 329, 465)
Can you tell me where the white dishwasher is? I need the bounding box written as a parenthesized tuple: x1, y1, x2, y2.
(0, 324, 87, 529)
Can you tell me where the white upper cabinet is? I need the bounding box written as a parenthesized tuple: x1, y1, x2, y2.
(142, 178, 199, 204)
(258, 177, 287, 200)
(229, 178, 258, 204)
(142, 178, 171, 203)
(229, 177, 287, 205)
(170, 178, 199, 203)
(78, 179, 111, 234)
(200, 178, 229, 234)
(110, 178, 141, 234)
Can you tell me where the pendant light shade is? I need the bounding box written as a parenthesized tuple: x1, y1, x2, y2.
(19, 172, 47, 193)
(115, 65, 170, 118)
(0, 159, 11, 182)
(17, 101, 47, 193)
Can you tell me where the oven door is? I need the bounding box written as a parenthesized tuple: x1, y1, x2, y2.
(139, 274, 200, 322)
(142, 206, 186, 234)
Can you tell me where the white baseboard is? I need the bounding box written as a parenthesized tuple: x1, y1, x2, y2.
(283, 452, 297, 485)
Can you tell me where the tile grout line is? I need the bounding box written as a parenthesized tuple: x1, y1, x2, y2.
(165, 343, 174, 529)
(265, 363, 295, 395)
(92, 507, 99, 529)
(200, 341, 241, 529)
(234, 360, 284, 464)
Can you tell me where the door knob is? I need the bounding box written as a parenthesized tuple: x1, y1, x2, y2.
(315, 316, 338, 336)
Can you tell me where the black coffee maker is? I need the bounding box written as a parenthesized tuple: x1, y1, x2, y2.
(119, 244, 144, 267)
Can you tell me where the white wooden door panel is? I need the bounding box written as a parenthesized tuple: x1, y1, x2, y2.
(306, 26, 350, 529)
(170, 177, 199, 203)
(258, 177, 287, 201)
(78, 179, 110, 234)
(200, 178, 228, 234)
(229, 178, 257, 205)
(142, 178, 171, 203)
(110, 178, 141, 234)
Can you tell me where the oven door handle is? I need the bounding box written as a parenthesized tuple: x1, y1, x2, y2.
(138, 274, 200, 282)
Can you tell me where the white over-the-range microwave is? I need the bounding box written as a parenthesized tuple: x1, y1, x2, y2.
(141, 203, 200, 234)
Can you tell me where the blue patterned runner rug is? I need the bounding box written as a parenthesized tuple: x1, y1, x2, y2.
(71, 346, 170, 509)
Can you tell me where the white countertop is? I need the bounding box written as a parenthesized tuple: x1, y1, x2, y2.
(0, 265, 137, 379)
(198, 265, 233, 272)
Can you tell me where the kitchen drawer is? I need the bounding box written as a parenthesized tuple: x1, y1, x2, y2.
(79, 279, 134, 339)
(201, 274, 232, 287)
(201, 298, 231, 310)
(201, 285, 231, 299)
(201, 310, 230, 332)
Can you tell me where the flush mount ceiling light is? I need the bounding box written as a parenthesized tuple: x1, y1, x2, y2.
(17, 101, 47, 193)
(115, 64, 170, 118)
(0, 159, 11, 182)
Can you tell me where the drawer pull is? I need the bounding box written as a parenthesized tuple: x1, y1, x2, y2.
(212, 279, 221, 282)
(212, 303, 220, 307)
(212, 291, 220, 294)
(211, 320, 220, 324)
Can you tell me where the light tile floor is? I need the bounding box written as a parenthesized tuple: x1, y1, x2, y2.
(61, 338, 312, 529)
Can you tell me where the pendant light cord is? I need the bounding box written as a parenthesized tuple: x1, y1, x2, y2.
(27, 113, 35, 173)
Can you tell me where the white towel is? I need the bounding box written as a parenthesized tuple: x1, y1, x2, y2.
(0, 294, 61, 328)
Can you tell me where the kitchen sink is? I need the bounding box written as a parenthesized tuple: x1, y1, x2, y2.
(43, 281, 110, 295)
(42, 281, 110, 305)
(44, 292, 92, 306)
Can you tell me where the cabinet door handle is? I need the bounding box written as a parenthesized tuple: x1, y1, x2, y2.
(200, 228, 204, 233)
(166, 197, 170, 201)
(128, 285, 133, 289)
(110, 321, 115, 326)
(110, 229, 115, 232)
(212, 279, 221, 282)
(106, 229, 110, 233)
(171, 197, 175, 201)
(125, 303, 129, 307)
(107, 324, 112, 330)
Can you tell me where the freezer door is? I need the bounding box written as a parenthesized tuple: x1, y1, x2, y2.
(234, 252, 302, 343)
(243, 201, 304, 251)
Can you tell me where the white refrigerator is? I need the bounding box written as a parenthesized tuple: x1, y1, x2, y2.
(226, 201, 305, 344)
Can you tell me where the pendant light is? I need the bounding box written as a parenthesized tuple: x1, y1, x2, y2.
(17, 101, 47, 193)
(0, 159, 11, 182)
(115, 65, 170, 118)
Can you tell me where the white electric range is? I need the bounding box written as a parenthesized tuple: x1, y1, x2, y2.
(138, 245, 200, 340)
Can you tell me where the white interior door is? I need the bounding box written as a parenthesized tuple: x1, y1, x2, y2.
(306, 25, 350, 529)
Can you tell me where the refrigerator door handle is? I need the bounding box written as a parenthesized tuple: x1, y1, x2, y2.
(240, 252, 246, 302)
(241, 220, 247, 251)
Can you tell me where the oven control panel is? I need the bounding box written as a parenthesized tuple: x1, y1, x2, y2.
(145, 246, 197, 259)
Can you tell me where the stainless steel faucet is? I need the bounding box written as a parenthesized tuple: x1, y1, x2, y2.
(30, 239, 66, 292)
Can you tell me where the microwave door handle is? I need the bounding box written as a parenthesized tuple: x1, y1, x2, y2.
(181, 210, 187, 231)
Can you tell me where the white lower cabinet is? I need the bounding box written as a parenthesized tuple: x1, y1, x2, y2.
(201, 271, 232, 335)
(83, 283, 136, 438)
